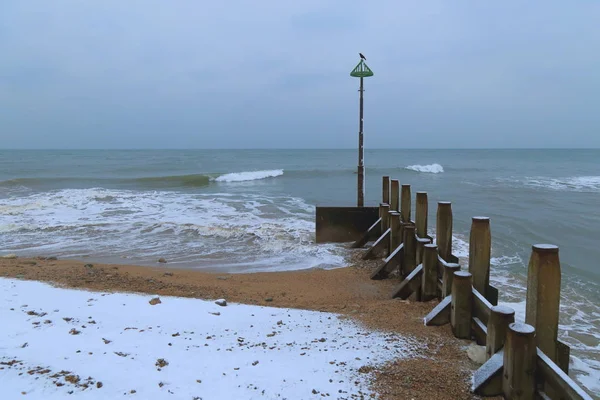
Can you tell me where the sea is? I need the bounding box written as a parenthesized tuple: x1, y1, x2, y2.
(0, 149, 599, 397)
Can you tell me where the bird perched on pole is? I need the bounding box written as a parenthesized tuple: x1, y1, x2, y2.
(359, 53, 366, 60)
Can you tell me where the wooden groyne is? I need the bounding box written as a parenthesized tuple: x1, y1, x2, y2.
(341, 175, 592, 400)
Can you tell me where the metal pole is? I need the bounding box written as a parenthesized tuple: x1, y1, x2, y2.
(357, 76, 364, 207)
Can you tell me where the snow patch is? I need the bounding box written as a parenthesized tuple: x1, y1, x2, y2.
(0, 278, 421, 399)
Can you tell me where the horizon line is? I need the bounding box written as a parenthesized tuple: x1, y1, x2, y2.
(2, 147, 600, 151)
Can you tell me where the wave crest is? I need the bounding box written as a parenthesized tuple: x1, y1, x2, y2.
(215, 170, 284, 182)
(405, 164, 444, 174)
(524, 176, 600, 192)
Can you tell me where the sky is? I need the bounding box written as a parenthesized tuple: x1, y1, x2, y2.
(1, 1, 599, 149)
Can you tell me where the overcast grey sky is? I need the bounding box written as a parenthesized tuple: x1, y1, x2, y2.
(1, 1, 599, 149)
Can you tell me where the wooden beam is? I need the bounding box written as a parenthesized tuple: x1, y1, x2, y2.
(424, 295, 452, 326)
(351, 217, 382, 248)
(536, 349, 592, 400)
(472, 287, 492, 326)
(362, 228, 391, 260)
(371, 243, 404, 280)
(391, 264, 423, 299)
(472, 316, 487, 345)
(472, 349, 504, 397)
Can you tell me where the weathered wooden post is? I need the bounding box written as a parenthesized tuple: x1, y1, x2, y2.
(401, 184, 411, 222)
(421, 244, 438, 301)
(451, 271, 472, 339)
(415, 192, 428, 237)
(380, 203, 390, 236)
(402, 224, 417, 275)
(389, 211, 401, 251)
(503, 323, 536, 400)
(486, 305, 515, 360)
(382, 176, 390, 205)
(469, 216, 491, 297)
(525, 244, 561, 364)
(390, 179, 399, 212)
(414, 192, 429, 264)
(441, 262, 461, 298)
(437, 202, 453, 262)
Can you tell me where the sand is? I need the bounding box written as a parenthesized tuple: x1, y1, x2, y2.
(0, 253, 498, 400)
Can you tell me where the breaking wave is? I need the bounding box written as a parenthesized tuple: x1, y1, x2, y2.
(215, 170, 284, 182)
(404, 163, 444, 174)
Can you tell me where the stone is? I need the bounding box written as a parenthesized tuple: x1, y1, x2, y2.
(1, 254, 17, 259)
(149, 297, 162, 306)
(158, 258, 167, 263)
(467, 343, 487, 365)
(265, 297, 273, 302)
(215, 299, 227, 307)
(46, 256, 57, 261)
(84, 264, 94, 269)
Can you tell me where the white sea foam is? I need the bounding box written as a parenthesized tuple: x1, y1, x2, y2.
(405, 163, 444, 174)
(518, 176, 600, 192)
(215, 169, 284, 182)
(0, 188, 345, 272)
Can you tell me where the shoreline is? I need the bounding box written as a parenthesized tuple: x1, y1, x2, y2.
(0, 255, 494, 399)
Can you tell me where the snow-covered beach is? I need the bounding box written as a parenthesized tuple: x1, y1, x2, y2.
(1, 278, 420, 399)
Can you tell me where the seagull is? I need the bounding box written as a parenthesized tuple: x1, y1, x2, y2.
(359, 53, 366, 60)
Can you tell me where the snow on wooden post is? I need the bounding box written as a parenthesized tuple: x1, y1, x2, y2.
(503, 323, 536, 400)
(525, 244, 561, 364)
(421, 244, 439, 301)
(441, 262, 461, 298)
(390, 179, 399, 212)
(436, 202, 453, 262)
(486, 305, 515, 361)
(469, 217, 491, 297)
(451, 271, 473, 339)
(401, 184, 411, 222)
(382, 176, 390, 204)
(402, 224, 417, 275)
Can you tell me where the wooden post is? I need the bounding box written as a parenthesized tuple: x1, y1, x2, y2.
(469, 216, 491, 297)
(422, 244, 438, 301)
(402, 224, 416, 275)
(441, 262, 461, 298)
(525, 244, 561, 363)
(401, 184, 411, 222)
(389, 212, 402, 251)
(380, 204, 390, 236)
(486, 305, 515, 360)
(390, 179, 399, 212)
(437, 202, 453, 262)
(382, 176, 390, 204)
(415, 192, 428, 238)
(503, 323, 536, 400)
(451, 271, 472, 339)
